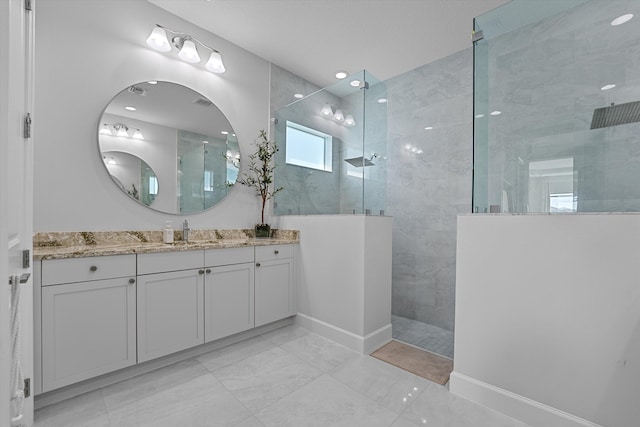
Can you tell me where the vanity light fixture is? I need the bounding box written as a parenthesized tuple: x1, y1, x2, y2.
(101, 123, 144, 140)
(146, 24, 226, 74)
(320, 103, 356, 127)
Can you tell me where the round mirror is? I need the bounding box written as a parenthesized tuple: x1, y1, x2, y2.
(98, 81, 240, 214)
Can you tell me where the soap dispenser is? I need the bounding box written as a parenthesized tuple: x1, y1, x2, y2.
(163, 221, 174, 244)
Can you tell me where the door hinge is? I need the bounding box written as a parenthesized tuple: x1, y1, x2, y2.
(24, 113, 32, 138)
(25, 0, 32, 11)
(24, 378, 30, 398)
(23, 249, 30, 268)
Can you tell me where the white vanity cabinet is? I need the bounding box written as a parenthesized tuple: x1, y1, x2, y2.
(40, 255, 136, 392)
(204, 247, 255, 342)
(136, 250, 204, 363)
(255, 244, 295, 327)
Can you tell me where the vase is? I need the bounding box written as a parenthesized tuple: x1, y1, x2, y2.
(255, 223, 271, 238)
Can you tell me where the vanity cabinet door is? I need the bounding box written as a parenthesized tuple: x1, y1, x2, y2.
(255, 255, 295, 327)
(137, 269, 204, 362)
(204, 262, 255, 342)
(41, 277, 136, 392)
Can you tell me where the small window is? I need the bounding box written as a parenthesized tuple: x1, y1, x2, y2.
(149, 176, 158, 195)
(285, 121, 332, 172)
(204, 170, 214, 192)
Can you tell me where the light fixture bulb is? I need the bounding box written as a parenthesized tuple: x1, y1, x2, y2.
(344, 114, 355, 126)
(205, 51, 225, 73)
(321, 103, 333, 117)
(132, 130, 144, 140)
(116, 126, 128, 137)
(333, 108, 345, 122)
(146, 27, 171, 52)
(99, 125, 113, 136)
(178, 39, 201, 63)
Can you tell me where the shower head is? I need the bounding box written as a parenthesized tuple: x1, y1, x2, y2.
(591, 100, 640, 129)
(344, 153, 378, 167)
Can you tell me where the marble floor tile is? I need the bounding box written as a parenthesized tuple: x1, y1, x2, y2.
(214, 346, 323, 411)
(233, 416, 267, 427)
(101, 358, 209, 411)
(399, 382, 530, 427)
(330, 355, 430, 414)
(260, 324, 310, 346)
(196, 335, 275, 373)
(34, 390, 110, 427)
(255, 374, 400, 427)
(280, 332, 360, 372)
(107, 373, 251, 427)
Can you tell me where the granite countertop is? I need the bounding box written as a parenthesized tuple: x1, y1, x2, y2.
(33, 229, 299, 260)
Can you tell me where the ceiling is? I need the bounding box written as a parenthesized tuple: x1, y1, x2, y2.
(148, 0, 510, 88)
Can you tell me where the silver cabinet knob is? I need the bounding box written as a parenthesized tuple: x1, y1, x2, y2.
(274, 250, 279, 255)
(206, 269, 211, 274)
(128, 278, 135, 284)
(199, 270, 205, 275)
(256, 263, 261, 267)
(90, 265, 98, 272)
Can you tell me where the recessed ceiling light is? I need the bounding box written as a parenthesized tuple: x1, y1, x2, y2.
(424, 126, 433, 130)
(378, 98, 388, 104)
(125, 106, 136, 111)
(350, 80, 361, 87)
(148, 81, 158, 85)
(611, 14, 633, 26)
(203, 140, 209, 144)
(221, 131, 229, 135)
(294, 93, 304, 99)
(475, 113, 485, 118)
(490, 110, 502, 116)
(601, 84, 616, 91)
(335, 71, 348, 79)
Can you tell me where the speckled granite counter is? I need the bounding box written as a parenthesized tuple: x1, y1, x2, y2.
(33, 229, 299, 260)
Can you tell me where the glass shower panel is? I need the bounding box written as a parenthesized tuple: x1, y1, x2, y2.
(274, 70, 387, 215)
(473, 0, 640, 213)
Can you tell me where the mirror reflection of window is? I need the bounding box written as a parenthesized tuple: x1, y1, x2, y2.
(528, 157, 576, 213)
(285, 121, 333, 172)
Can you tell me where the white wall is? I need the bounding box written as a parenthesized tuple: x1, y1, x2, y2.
(34, 0, 270, 232)
(452, 214, 640, 427)
(278, 215, 392, 353)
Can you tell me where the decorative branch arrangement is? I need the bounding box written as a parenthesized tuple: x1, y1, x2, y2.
(238, 130, 283, 235)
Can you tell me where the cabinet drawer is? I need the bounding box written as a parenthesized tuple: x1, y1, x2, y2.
(137, 250, 203, 275)
(42, 255, 136, 286)
(255, 244, 294, 262)
(205, 246, 253, 267)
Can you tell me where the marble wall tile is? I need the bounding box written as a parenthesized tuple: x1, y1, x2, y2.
(386, 48, 473, 332)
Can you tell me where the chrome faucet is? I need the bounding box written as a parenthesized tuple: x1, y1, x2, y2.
(182, 219, 190, 243)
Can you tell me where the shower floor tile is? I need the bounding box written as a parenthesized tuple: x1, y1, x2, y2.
(391, 315, 454, 359)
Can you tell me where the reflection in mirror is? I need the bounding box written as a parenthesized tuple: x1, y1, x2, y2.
(98, 81, 240, 214)
(103, 151, 158, 206)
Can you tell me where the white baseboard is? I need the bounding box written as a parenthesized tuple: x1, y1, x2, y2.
(449, 371, 602, 427)
(295, 313, 391, 354)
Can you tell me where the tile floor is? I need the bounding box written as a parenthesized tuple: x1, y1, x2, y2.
(391, 315, 455, 359)
(34, 324, 528, 427)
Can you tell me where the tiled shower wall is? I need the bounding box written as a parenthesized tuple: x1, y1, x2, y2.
(270, 53, 473, 332)
(386, 49, 473, 332)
